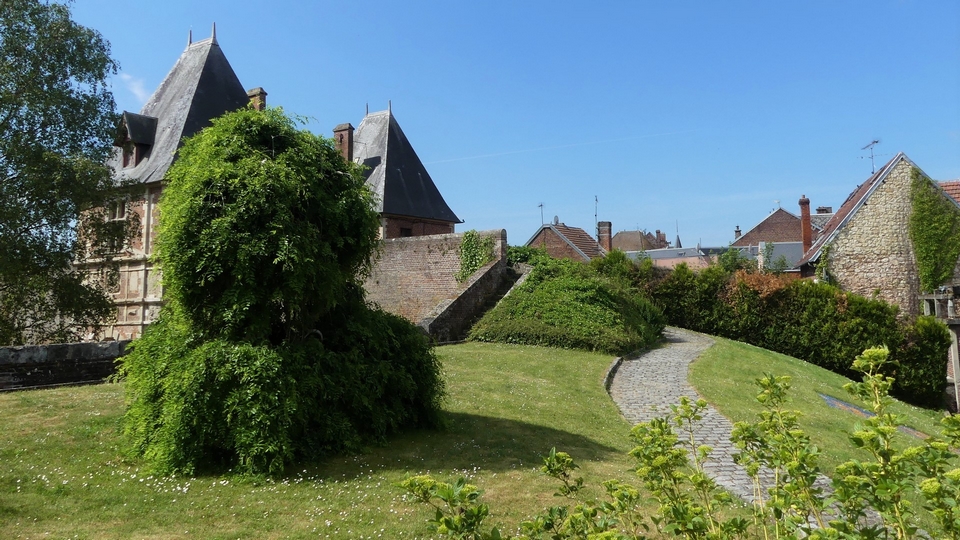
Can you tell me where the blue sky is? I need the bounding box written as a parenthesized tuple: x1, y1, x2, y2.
(72, 1, 959, 247)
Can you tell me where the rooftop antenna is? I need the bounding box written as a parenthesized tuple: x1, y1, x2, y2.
(861, 139, 880, 173)
(211, 22, 217, 44)
(594, 195, 598, 238)
(774, 199, 781, 209)
(538, 203, 544, 225)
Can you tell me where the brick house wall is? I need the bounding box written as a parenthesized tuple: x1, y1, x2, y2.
(528, 228, 588, 261)
(381, 215, 455, 239)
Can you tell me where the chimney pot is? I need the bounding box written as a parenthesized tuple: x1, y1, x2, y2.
(734, 225, 742, 239)
(246, 87, 267, 111)
(332, 122, 355, 162)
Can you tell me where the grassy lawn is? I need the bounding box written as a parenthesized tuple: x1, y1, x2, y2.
(2, 335, 950, 538)
(688, 335, 947, 473)
(0, 343, 639, 539)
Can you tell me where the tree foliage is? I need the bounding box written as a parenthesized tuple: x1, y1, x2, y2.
(119, 108, 445, 476)
(0, 0, 132, 344)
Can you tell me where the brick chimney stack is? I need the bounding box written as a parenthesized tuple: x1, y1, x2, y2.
(734, 225, 742, 240)
(246, 87, 267, 111)
(333, 123, 354, 162)
(598, 221, 612, 252)
(799, 195, 812, 254)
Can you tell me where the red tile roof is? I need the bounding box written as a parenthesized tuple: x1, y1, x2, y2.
(553, 224, 605, 259)
(941, 180, 960, 205)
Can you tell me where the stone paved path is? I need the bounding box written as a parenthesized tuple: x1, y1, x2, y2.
(608, 327, 762, 502)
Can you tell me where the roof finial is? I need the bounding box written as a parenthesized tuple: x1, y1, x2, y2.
(365, 102, 368, 116)
(187, 29, 192, 46)
(388, 100, 391, 113)
(211, 22, 217, 44)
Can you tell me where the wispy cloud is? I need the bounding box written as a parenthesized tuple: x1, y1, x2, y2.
(119, 73, 149, 104)
(425, 129, 698, 165)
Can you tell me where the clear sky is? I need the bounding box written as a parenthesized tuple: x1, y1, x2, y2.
(71, 0, 959, 248)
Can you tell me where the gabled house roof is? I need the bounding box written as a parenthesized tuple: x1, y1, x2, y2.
(109, 34, 250, 185)
(353, 110, 461, 224)
(796, 152, 943, 267)
(732, 208, 801, 246)
(525, 223, 606, 260)
(612, 230, 661, 251)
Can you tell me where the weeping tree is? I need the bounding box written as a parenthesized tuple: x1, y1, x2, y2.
(0, 0, 135, 344)
(119, 108, 444, 476)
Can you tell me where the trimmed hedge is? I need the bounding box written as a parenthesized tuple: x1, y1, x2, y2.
(469, 256, 665, 355)
(650, 267, 949, 408)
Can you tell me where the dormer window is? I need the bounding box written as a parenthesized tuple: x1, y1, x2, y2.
(114, 111, 158, 170)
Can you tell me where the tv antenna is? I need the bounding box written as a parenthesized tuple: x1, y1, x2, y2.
(861, 139, 881, 173)
(594, 195, 598, 238)
(538, 203, 544, 225)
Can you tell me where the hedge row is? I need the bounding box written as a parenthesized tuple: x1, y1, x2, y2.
(469, 255, 665, 355)
(650, 266, 950, 408)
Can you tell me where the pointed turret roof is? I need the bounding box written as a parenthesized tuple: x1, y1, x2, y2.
(352, 110, 461, 224)
(110, 36, 249, 184)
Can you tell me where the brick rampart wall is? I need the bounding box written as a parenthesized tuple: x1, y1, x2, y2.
(419, 230, 510, 342)
(364, 229, 507, 326)
(0, 340, 129, 391)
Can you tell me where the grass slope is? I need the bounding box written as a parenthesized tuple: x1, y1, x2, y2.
(689, 335, 945, 472)
(0, 343, 636, 539)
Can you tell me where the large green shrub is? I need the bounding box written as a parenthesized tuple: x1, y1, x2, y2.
(469, 257, 665, 354)
(649, 266, 949, 407)
(118, 108, 444, 475)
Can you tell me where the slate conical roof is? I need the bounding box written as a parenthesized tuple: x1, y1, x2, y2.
(352, 110, 461, 224)
(109, 36, 249, 184)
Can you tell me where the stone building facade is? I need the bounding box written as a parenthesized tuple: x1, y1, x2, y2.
(797, 153, 957, 316)
(89, 30, 253, 340)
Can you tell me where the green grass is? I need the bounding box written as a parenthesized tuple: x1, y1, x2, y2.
(0, 343, 638, 539)
(689, 335, 946, 473)
(2, 335, 951, 538)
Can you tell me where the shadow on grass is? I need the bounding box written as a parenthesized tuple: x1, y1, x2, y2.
(306, 411, 627, 480)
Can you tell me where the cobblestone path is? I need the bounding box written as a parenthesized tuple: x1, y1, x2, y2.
(608, 327, 762, 502)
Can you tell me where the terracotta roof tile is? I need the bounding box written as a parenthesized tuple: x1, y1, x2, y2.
(941, 180, 960, 205)
(553, 224, 605, 259)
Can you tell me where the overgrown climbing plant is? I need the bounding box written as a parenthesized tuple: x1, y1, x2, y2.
(909, 167, 960, 292)
(456, 230, 495, 283)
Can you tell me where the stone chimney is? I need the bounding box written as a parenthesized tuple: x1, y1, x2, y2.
(597, 221, 612, 252)
(333, 123, 354, 162)
(246, 87, 267, 111)
(816, 206, 833, 214)
(734, 225, 742, 240)
(799, 195, 812, 254)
